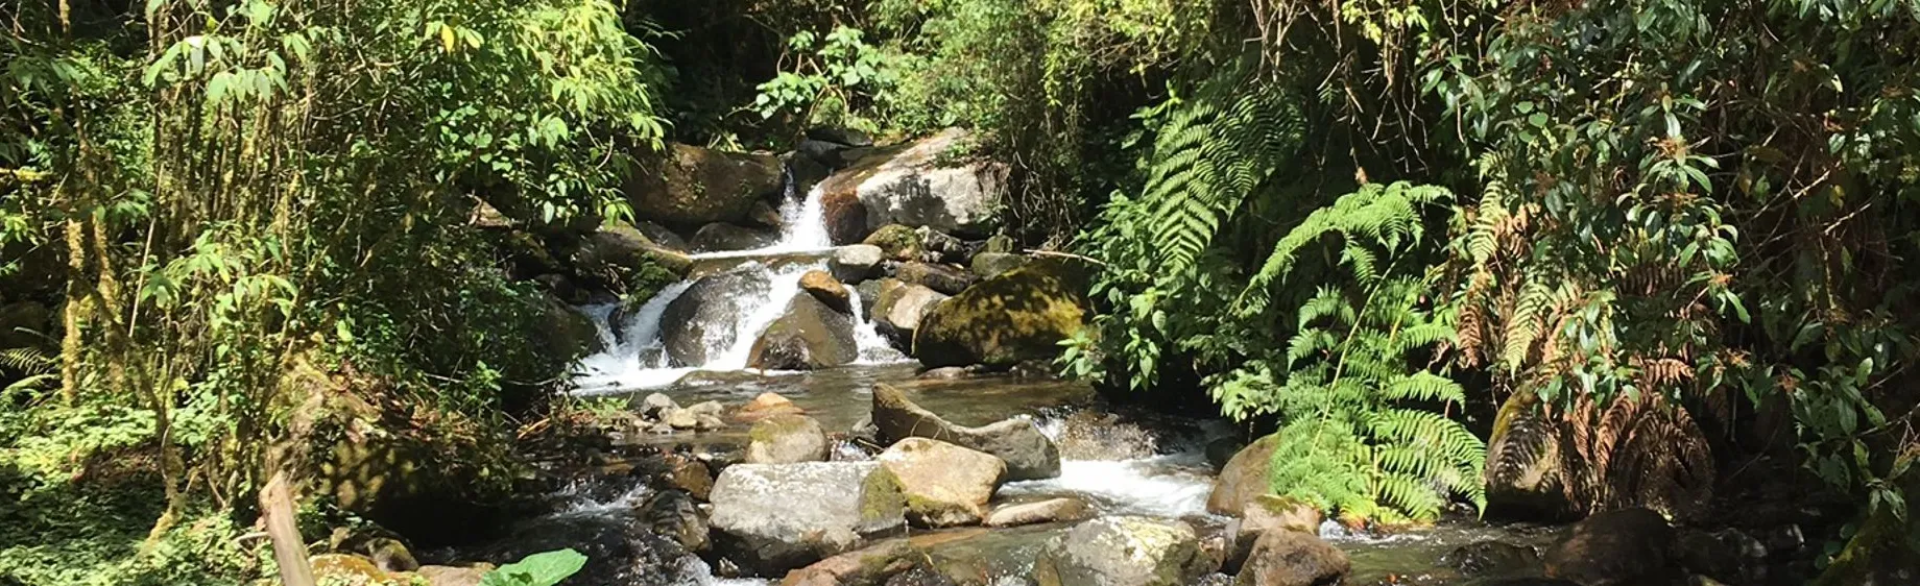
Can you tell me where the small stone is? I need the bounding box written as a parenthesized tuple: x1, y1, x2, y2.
(696, 414, 728, 431)
(663, 458, 715, 501)
(737, 392, 806, 422)
(896, 262, 976, 295)
(415, 565, 494, 586)
(918, 367, 972, 380)
(666, 409, 699, 429)
(686, 401, 725, 417)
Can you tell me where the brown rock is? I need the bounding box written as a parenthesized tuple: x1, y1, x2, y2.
(878, 438, 1006, 527)
(823, 189, 871, 245)
(800, 270, 854, 314)
(781, 539, 917, 586)
(1207, 434, 1282, 516)
(1226, 496, 1323, 573)
(1234, 531, 1349, 586)
(310, 553, 390, 583)
(1544, 508, 1678, 586)
(665, 458, 715, 501)
(747, 414, 832, 464)
(985, 498, 1091, 527)
(896, 262, 977, 295)
(737, 392, 807, 423)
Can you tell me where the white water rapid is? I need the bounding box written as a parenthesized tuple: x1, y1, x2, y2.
(571, 179, 905, 393)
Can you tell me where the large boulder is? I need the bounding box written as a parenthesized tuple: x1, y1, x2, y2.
(1543, 508, 1678, 586)
(661, 271, 769, 366)
(896, 262, 977, 296)
(1483, 391, 1576, 521)
(1033, 516, 1215, 586)
(747, 294, 860, 370)
(863, 224, 926, 262)
(709, 462, 909, 574)
(873, 283, 948, 351)
(691, 222, 780, 252)
(877, 438, 1007, 527)
(824, 190, 872, 245)
(912, 257, 1090, 369)
(626, 143, 785, 227)
(747, 414, 831, 464)
(817, 129, 1005, 237)
(1234, 530, 1350, 586)
(800, 270, 853, 314)
(574, 222, 694, 282)
(1207, 434, 1281, 516)
(533, 294, 603, 361)
(871, 383, 1060, 481)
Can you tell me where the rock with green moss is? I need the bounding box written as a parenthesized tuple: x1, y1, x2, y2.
(710, 461, 909, 574)
(877, 438, 1007, 527)
(912, 257, 1091, 369)
(747, 414, 831, 464)
(781, 539, 918, 586)
(625, 143, 784, 227)
(1033, 517, 1215, 586)
(968, 252, 1027, 279)
(896, 262, 976, 295)
(863, 224, 925, 261)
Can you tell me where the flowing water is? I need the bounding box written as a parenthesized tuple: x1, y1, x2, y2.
(471, 168, 1570, 585)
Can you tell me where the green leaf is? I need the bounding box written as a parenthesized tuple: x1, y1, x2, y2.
(481, 549, 588, 586)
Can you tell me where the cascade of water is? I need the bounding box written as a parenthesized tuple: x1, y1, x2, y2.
(570, 167, 905, 393)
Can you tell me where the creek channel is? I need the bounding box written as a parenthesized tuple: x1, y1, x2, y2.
(438, 176, 1573, 586)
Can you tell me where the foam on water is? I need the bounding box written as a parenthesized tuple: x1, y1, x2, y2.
(1000, 457, 1215, 517)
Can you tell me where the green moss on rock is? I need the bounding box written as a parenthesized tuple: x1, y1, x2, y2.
(911, 256, 1091, 369)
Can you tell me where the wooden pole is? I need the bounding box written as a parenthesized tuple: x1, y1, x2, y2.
(260, 472, 316, 586)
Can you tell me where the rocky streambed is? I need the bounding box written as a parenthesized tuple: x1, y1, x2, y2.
(350, 365, 1796, 586)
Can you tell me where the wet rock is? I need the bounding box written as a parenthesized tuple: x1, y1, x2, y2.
(747, 414, 831, 464)
(1225, 496, 1324, 573)
(747, 294, 860, 370)
(709, 461, 909, 574)
(897, 262, 977, 295)
(918, 366, 975, 380)
(643, 489, 712, 553)
(856, 279, 900, 322)
(1034, 516, 1215, 586)
(878, 438, 1007, 527)
(696, 413, 728, 431)
(1234, 530, 1349, 586)
(660, 458, 715, 501)
(1207, 434, 1282, 516)
(833, 245, 887, 283)
(1543, 508, 1677, 586)
(872, 383, 1061, 481)
(532, 294, 603, 362)
(800, 270, 854, 314)
(414, 565, 493, 586)
(913, 257, 1090, 369)
(818, 128, 1004, 237)
(986, 498, 1091, 528)
(782, 538, 917, 586)
(737, 392, 807, 423)
(625, 143, 784, 227)
(863, 224, 926, 261)
(748, 199, 785, 229)
(692, 222, 780, 252)
(576, 221, 696, 280)
(969, 252, 1027, 279)
(1052, 411, 1161, 460)
(885, 564, 960, 586)
(662, 271, 771, 366)
(873, 283, 948, 350)
(825, 190, 872, 245)
(1675, 529, 1746, 584)
(1441, 540, 1540, 576)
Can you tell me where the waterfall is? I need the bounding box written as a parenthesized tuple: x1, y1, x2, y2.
(571, 175, 905, 393)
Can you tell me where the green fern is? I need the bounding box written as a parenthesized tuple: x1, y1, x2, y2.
(1141, 66, 1303, 275)
(1236, 181, 1450, 315)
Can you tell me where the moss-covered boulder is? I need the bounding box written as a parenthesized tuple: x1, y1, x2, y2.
(710, 462, 910, 574)
(625, 143, 784, 227)
(912, 257, 1090, 369)
(1207, 434, 1281, 516)
(877, 438, 1007, 527)
(863, 224, 925, 261)
(969, 252, 1028, 279)
(747, 414, 831, 464)
(1034, 517, 1215, 586)
(747, 294, 860, 370)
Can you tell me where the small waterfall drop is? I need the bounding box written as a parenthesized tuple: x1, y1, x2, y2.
(572, 174, 905, 393)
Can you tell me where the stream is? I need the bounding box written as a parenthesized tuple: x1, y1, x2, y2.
(451, 178, 1575, 585)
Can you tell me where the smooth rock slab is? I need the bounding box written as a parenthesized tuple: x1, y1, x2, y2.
(985, 498, 1091, 528)
(709, 461, 909, 574)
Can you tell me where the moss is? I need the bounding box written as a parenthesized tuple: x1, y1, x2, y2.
(858, 466, 907, 525)
(747, 413, 811, 444)
(862, 224, 924, 261)
(912, 256, 1091, 368)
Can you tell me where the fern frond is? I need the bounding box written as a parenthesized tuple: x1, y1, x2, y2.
(1383, 372, 1468, 405)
